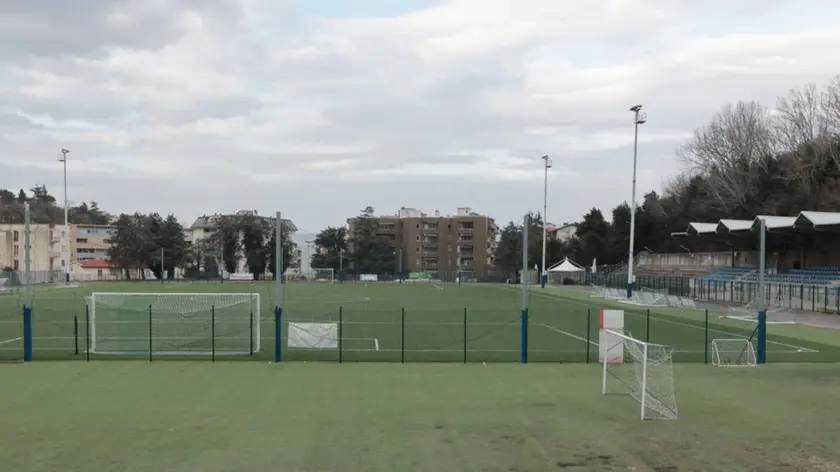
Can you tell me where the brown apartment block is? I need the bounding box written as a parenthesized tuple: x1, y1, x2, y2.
(347, 207, 498, 275)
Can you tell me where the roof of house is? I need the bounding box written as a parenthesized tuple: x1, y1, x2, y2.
(190, 213, 298, 232)
(80, 259, 117, 269)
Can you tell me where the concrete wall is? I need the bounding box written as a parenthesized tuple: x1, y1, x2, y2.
(637, 251, 758, 268)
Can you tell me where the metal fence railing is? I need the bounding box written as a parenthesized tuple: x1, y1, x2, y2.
(2, 302, 838, 363)
(591, 273, 840, 315)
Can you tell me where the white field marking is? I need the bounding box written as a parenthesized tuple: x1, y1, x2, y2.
(310, 347, 814, 354)
(499, 285, 820, 354)
(0, 336, 22, 346)
(433, 284, 444, 290)
(374, 338, 380, 351)
(533, 323, 598, 346)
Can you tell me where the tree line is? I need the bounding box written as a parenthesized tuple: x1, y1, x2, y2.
(307, 206, 395, 276)
(0, 188, 296, 280)
(491, 74, 840, 276)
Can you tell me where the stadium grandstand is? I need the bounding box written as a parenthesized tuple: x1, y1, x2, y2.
(595, 210, 840, 313)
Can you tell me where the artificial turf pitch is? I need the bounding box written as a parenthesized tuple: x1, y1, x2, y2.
(2, 282, 840, 471)
(3, 362, 840, 471)
(0, 281, 838, 362)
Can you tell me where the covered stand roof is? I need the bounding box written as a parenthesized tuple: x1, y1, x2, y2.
(671, 209, 840, 251)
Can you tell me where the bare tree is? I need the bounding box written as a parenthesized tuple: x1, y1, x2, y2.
(678, 101, 775, 213)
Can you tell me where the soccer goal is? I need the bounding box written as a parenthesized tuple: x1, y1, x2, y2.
(87, 292, 260, 356)
(711, 338, 757, 367)
(601, 329, 679, 420)
(310, 268, 335, 283)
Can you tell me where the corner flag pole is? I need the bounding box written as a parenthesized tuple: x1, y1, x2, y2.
(274, 211, 284, 362)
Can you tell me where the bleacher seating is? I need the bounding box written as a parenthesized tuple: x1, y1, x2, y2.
(741, 267, 840, 285)
(635, 265, 711, 278)
(702, 267, 753, 282)
(703, 266, 840, 285)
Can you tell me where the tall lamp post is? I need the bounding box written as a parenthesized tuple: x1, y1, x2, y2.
(57, 149, 71, 284)
(626, 105, 647, 298)
(540, 155, 551, 288)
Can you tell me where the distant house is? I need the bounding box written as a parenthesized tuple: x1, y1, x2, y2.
(547, 223, 577, 242)
(185, 210, 298, 276)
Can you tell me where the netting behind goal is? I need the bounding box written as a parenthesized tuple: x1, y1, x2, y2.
(88, 292, 260, 356)
(601, 330, 678, 420)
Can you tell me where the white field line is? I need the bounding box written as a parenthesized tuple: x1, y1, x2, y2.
(433, 284, 444, 290)
(496, 285, 819, 354)
(0, 336, 22, 346)
(374, 338, 380, 351)
(533, 323, 598, 346)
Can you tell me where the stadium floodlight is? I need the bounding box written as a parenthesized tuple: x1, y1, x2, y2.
(626, 105, 647, 298)
(57, 149, 71, 284)
(540, 155, 551, 289)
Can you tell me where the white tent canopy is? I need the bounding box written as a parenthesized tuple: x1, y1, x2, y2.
(548, 257, 584, 272)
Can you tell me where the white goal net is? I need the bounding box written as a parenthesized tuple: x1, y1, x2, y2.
(711, 338, 757, 367)
(601, 329, 678, 420)
(310, 268, 334, 283)
(87, 292, 260, 356)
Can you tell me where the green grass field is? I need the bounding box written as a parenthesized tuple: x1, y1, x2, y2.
(3, 282, 840, 471)
(3, 362, 840, 471)
(1, 281, 840, 362)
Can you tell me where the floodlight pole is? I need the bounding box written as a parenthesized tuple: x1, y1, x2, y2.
(58, 149, 71, 283)
(23, 202, 33, 362)
(540, 155, 551, 289)
(626, 106, 646, 298)
(521, 213, 529, 364)
(274, 212, 284, 362)
(757, 218, 767, 364)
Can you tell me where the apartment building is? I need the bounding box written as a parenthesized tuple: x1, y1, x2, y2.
(187, 210, 299, 274)
(347, 207, 498, 275)
(73, 224, 115, 262)
(0, 224, 62, 274)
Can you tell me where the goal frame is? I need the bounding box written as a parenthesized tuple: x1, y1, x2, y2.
(88, 292, 260, 356)
(711, 338, 757, 367)
(601, 329, 678, 420)
(309, 268, 335, 283)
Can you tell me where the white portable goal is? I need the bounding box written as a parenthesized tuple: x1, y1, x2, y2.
(711, 338, 757, 367)
(0, 277, 10, 294)
(87, 292, 260, 356)
(310, 268, 335, 283)
(601, 329, 679, 420)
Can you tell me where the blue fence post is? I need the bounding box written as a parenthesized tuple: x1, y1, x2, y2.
(23, 306, 33, 362)
(520, 307, 528, 364)
(757, 310, 766, 364)
(274, 306, 282, 362)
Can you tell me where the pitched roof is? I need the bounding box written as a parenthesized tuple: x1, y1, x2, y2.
(80, 259, 117, 269)
(717, 219, 752, 233)
(794, 211, 840, 228)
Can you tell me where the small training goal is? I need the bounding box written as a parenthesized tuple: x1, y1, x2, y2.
(601, 329, 679, 420)
(711, 338, 757, 367)
(86, 292, 260, 356)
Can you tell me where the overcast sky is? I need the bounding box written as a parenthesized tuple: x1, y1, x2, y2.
(1, 0, 839, 234)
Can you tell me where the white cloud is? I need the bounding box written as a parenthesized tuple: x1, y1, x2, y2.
(1, 0, 839, 232)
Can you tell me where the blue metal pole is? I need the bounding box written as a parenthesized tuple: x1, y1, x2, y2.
(274, 306, 282, 362)
(23, 306, 32, 362)
(521, 213, 529, 364)
(757, 310, 766, 364)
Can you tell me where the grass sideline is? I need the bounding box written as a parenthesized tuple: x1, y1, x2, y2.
(2, 362, 840, 472)
(1, 281, 839, 362)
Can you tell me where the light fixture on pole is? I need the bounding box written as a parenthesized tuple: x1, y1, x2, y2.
(57, 149, 71, 284)
(626, 105, 647, 298)
(540, 155, 552, 289)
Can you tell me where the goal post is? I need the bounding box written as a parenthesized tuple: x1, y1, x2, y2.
(711, 338, 757, 367)
(87, 292, 260, 356)
(310, 268, 335, 283)
(601, 329, 678, 420)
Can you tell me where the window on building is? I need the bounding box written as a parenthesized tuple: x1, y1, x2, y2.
(415, 235, 420, 241)
(13, 260, 19, 270)
(13, 230, 19, 242)
(76, 238, 88, 244)
(13, 245, 19, 256)
(415, 247, 420, 252)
